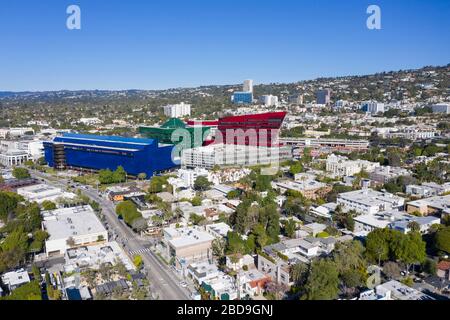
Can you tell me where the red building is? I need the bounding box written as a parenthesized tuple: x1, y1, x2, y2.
(215, 111, 287, 147)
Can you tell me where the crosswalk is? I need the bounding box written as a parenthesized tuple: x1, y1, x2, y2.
(129, 248, 152, 256)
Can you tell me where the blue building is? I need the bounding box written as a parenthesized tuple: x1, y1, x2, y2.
(232, 92, 253, 104)
(43, 133, 177, 178)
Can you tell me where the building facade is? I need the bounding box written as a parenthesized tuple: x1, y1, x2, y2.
(44, 133, 177, 178)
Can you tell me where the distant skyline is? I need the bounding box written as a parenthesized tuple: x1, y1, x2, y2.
(0, 0, 449, 91)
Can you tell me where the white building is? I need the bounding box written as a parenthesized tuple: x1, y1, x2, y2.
(369, 166, 412, 184)
(260, 95, 279, 107)
(42, 205, 108, 256)
(362, 101, 385, 114)
(162, 227, 215, 270)
(337, 189, 405, 215)
(181, 143, 292, 170)
(326, 154, 380, 177)
(163, 102, 191, 118)
(0, 127, 34, 139)
(1, 269, 31, 291)
(375, 280, 433, 300)
(432, 103, 450, 114)
(64, 241, 135, 273)
(17, 184, 76, 204)
(0, 149, 30, 167)
(78, 118, 102, 125)
(178, 168, 209, 188)
(406, 182, 450, 197)
(243, 79, 254, 93)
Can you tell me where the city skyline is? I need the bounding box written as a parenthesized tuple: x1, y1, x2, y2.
(0, 0, 449, 91)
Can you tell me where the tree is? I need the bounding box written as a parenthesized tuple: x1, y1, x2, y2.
(252, 224, 269, 249)
(98, 169, 114, 184)
(422, 259, 437, 275)
(289, 162, 303, 176)
(112, 166, 127, 183)
(365, 229, 390, 265)
(133, 255, 143, 269)
(0, 191, 22, 222)
(12, 167, 31, 180)
(1, 281, 42, 300)
(303, 259, 339, 300)
(290, 263, 309, 287)
(116, 201, 143, 226)
(392, 231, 426, 272)
(382, 261, 401, 280)
(333, 241, 366, 274)
(283, 219, 297, 238)
(137, 173, 147, 181)
(194, 176, 212, 191)
(66, 237, 76, 248)
(435, 226, 450, 254)
(265, 282, 288, 300)
(255, 174, 272, 192)
(407, 221, 421, 233)
(191, 196, 202, 207)
(148, 176, 167, 193)
(189, 213, 206, 226)
(41, 200, 57, 211)
(212, 238, 226, 261)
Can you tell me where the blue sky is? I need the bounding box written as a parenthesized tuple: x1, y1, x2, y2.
(0, 0, 449, 91)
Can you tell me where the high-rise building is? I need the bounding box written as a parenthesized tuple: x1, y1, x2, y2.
(243, 79, 253, 93)
(163, 102, 191, 118)
(288, 94, 303, 105)
(316, 89, 332, 105)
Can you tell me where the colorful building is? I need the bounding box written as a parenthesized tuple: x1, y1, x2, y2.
(44, 133, 177, 178)
(139, 118, 213, 149)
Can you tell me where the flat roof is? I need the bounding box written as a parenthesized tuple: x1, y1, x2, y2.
(42, 205, 106, 241)
(165, 227, 215, 249)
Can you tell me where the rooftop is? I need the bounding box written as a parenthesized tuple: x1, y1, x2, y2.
(42, 205, 107, 241)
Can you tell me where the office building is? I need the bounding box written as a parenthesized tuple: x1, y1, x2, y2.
(42, 205, 108, 257)
(216, 112, 287, 147)
(44, 133, 177, 178)
(232, 92, 253, 104)
(163, 102, 191, 118)
(316, 89, 331, 105)
(361, 101, 385, 114)
(162, 227, 215, 270)
(181, 143, 292, 170)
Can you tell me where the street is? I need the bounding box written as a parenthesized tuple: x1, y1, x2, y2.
(31, 170, 191, 300)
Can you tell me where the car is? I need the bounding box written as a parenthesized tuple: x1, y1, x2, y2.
(179, 281, 188, 288)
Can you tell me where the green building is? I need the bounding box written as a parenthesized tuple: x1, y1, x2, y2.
(139, 118, 211, 149)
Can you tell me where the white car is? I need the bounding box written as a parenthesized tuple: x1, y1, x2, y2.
(179, 281, 188, 288)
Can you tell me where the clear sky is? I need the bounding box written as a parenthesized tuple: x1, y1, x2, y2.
(0, 0, 449, 91)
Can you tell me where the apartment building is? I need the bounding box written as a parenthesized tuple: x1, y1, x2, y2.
(326, 154, 380, 177)
(337, 189, 405, 215)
